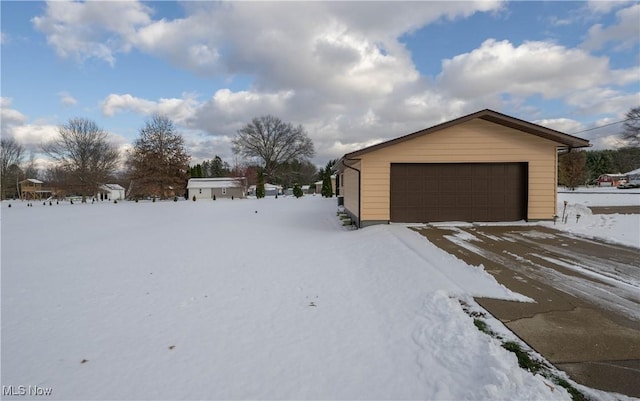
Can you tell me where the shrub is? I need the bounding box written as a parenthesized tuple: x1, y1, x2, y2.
(256, 169, 266, 199)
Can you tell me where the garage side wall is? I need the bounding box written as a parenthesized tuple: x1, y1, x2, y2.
(341, 161, 361, 223)
(358, 119, 559, 223)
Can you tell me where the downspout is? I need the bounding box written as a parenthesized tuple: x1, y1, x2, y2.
(341, 159, 361, 228)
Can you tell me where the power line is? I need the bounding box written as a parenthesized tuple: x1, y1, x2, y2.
(570, 118, 630, 135)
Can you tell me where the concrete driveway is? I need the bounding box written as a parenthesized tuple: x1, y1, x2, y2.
(414, 225, 640, 398)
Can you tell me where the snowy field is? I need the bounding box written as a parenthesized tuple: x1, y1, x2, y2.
(558, 186, 640, 207)
(1, 192, 637, 400)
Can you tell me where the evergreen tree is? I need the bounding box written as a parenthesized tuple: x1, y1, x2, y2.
(189, 164, 204, 178)
(612, 147, 640, 173)
(585, 151, 614, 182)
(293, 183, 303, 198)
(256, 169, 266, 199)
(210, 155, 230, 177)
(321, 165, 333, 197)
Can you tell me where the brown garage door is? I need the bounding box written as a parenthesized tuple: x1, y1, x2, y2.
(390, 163, 527, 223)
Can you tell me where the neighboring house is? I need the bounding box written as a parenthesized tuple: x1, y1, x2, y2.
(19, 179, 50, 200)
(284, 185, 312, 196)
(99, 184, 126, 200)
(248, 183, 282, 197)
(187, 178, 247, 200)
(314, 176, 336, 195)
(334, 109, 590, 227)
(596, 174, 627, 187)
(625, 168, 640, 186)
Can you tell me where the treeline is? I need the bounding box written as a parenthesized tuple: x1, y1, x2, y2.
(0, 115, 191, 201)
(1, 113, 334, 200)
(559, 147, 640, 188)
(189, 157, 322, 191)
(189, 156, 231, 178)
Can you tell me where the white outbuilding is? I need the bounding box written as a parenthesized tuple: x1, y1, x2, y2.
(99, 184, 126, 200)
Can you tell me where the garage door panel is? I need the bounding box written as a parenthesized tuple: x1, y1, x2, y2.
(390, 163, 527, 223)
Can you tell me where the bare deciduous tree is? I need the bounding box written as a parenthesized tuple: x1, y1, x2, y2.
(559, 150, 586, 189)
(128, 114, 190, 199)
(0, 138, 25, 199)
(232, 115, 314, 180)
(621, 106, 640, 147)
(43, 118, 120, 202)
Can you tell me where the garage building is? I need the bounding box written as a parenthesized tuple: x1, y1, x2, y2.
(335, 109, 590, 227)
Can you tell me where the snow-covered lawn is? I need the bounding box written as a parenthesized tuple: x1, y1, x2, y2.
(1, 193, 636, 400)
(557, 186, 640, 207)
(549, 187, 640, 247)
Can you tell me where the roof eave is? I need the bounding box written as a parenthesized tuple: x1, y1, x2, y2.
(340, 109, 591, 160)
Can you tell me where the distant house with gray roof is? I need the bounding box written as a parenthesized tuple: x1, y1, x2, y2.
(187, 178, 247, 200)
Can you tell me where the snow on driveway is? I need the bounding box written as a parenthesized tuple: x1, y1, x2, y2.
(1, 197, 569, 400)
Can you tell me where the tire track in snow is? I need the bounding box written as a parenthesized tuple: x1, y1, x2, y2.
(443, 227, 640, 321)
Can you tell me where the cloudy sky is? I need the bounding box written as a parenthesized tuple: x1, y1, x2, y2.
(1, 1, 639, 170)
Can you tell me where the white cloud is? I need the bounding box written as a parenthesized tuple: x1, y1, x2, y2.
(58, 92, 77, 107)
(1, 98, 57, 156)
(582, 4, 640, 51)
(1, 99, 128, 169)
(30, 1, 512, 161)
(186, 135, 235, 166)
(197, 89, 294, 122)
(101, 93, 199, 124)
(534, 118, 586, 135)
(11, 123, 59, 150)
(437, 39, 636, 101)
(326, 138, 386, 157)
(580, 116, 631, 150)
(32, 1, 502, 88)
(594, 134, 627, 149)
(564, 88, 639, 116)
(586, 1, 633, 15)
(32, 1, 152, 65)
(29, 1, 638, 161)
(1, 97, 28, 128)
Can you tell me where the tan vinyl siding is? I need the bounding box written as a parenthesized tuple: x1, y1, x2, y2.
(357, 119, 559, 222)
(341, 161, 360, 221)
